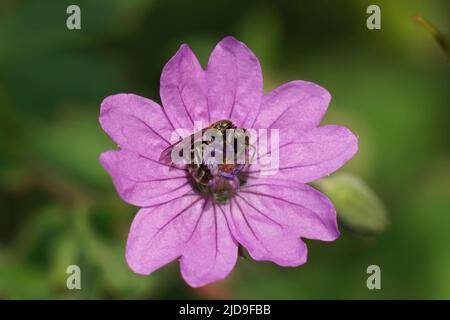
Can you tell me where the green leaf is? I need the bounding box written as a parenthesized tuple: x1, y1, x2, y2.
(312, 173, 388, 234)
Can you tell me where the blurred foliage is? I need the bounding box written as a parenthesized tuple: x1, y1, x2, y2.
(0, 0, 449, 299)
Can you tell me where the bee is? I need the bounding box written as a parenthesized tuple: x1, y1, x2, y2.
(159, 120, 252, 188)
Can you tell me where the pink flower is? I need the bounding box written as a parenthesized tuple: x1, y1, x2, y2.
(99, 36, 358, 287)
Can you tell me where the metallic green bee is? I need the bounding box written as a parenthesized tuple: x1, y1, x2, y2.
(159, 120, 252, 199)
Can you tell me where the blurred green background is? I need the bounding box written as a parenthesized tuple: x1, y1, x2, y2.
(0, 0, 449, 299)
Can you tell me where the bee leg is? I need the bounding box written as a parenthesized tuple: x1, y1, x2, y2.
(238, 245, 247, 260)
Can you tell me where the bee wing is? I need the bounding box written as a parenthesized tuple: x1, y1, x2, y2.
(158, 142, 178, 166)
(158, 132, 205, 166)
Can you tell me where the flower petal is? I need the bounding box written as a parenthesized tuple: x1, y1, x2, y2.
(253, 80, 331, 130)
(206, 36, 263, 128)
(239, 178, 339, 241)
(248, 125, 358, 182)
(180, 201, 238, 287)
(126, 195, 206, 275)
(99, 150, 190, 207)
(99, 93, 175, 160)
(219, 200, 307, 267)
(160, 44, 208, 131)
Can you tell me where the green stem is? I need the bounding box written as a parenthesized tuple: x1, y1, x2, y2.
(414, 15, 450, 60)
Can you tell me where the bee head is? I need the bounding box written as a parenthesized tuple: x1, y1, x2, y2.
(211, 120, 236, 132)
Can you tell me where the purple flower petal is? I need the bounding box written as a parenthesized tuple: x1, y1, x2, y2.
(253, 80, 331, 130)
(239, 178, 339, 241)
(206, 36, 263, 128)
(126, 194, 206, 275)
(219, 201, 308, 267)
(100, 37, 359, 288)
(160, 44, 208, 131)
(99, 150, 191, 207)
(180, 201, 238, 287)
(99, 93, 174, 160)
(248, 125, 358, 182)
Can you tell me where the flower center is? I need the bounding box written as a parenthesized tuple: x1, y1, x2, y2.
(187, 120, 250, 203)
